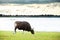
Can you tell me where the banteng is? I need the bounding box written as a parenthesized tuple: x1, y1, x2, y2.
(14, 21, 34, 34)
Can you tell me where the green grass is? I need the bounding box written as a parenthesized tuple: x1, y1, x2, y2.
(0, 31, 60, 40)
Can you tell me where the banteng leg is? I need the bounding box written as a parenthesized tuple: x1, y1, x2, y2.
(14, 27, 17, 34)
(22, 30, 24, 34)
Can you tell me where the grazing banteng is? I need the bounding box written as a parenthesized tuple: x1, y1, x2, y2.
(14, 21, 34, 34)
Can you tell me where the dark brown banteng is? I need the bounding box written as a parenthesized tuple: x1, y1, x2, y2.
(14, 21, 34, 34)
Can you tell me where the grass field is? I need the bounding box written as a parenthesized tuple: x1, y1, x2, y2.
(0, 31, 60, 40)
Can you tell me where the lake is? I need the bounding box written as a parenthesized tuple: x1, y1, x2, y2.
(0, 17, 60, 32)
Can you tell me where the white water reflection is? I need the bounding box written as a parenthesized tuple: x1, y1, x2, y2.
(0, 17, 60, 32)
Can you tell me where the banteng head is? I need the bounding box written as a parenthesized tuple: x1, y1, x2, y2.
(31, 28, 34, 34)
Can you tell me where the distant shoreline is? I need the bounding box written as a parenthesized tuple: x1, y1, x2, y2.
(0, 14, 60, 17)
